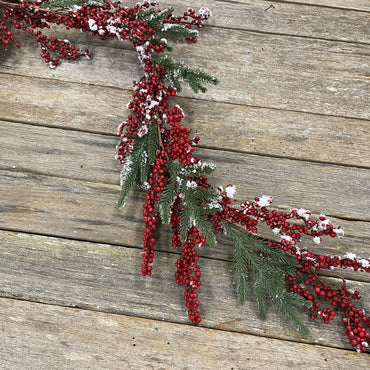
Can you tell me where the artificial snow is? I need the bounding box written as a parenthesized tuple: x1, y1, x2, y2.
(120, 156, 133, 185)
(281, 235, 293, 242)
(360, 259, 370, 268)
(225, 185, 237, 199)
(313, 236, 321, 245)
(295, 208, 311, 221)
(256, 195, 273, 207)
(88, 19, 98, 31)
(186, 180, 198, 189)
(343, 252, 357, 260)
(333, 228, 345, 237)
(137, 124, 148, 137)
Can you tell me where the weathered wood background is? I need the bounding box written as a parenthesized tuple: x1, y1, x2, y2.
(0, 0, 369, 368)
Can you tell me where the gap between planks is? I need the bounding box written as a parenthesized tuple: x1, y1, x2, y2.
(1, 229, 369, 351)
(1, 88, 369, 168)
(1, 24, 369, 120)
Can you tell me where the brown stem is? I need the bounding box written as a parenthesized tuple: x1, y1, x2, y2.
(222, 218, 266, 242)
(309, 269, 346, 287)
(156, 120, 170, 162)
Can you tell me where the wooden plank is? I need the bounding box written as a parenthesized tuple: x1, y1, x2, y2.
(0, 170, 369, 281)
(1, 230, 370, 351)
(1, 121, 369, 219)
(6, 1, 370, 44)
(1, 79, 369, 168)
(1, 298, 369, 369)
(1, 26, 369, 119)
(276, 0, 370, 12)
(162, 0, 370, 43)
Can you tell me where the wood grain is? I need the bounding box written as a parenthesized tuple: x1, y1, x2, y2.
(276, 0, 370, 12)
(0, 170, 369, 282)
(1, 230, 370, 351)
(1, 79, 369, 168)
(1, 25, 369, 119)
(1, 123, 369, 219)
(162, 0, 370, 43)
(1, 297, 369, 369)
(0, 0, 369, 362)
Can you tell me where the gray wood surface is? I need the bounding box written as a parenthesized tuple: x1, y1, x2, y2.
(1, 121, 369, 219)
(1, 25, 369, 119)
(277, 0, 370, 12)
(158, 0, 370, 43)
(1, 76, 369, 167)
(1, 169, 369, 283)
(1, 297, 368, 369)
(1, 230, 369, 351)
(0, 0, 369, 367)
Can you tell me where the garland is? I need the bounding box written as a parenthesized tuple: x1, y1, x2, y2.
(1, 0, 369, 352)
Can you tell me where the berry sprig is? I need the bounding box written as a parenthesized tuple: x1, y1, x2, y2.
(2, 0, 369, 352)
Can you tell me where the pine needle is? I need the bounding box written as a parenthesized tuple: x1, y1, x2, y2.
(224, 222, 309, 335)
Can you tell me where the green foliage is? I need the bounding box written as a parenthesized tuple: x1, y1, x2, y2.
(43, 0, 106, 8)
(159, 162, 182, 224)
(155, 55, 219, 93)
(136, 6, 199, 51)
(180, 182, 218, 246)
(224, 222, 310, 335)
(159, 161, 218, 246)
(137, 123, 158, 186)
(118, 123, 158, 207)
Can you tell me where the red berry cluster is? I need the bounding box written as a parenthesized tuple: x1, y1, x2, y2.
(211, 192, 370, 351)
(141, 149, 167, 276)
(0, 0, 211, 66)
(108, 2, 211, 323)
(288, 274, 369, 351)
(173, 225, 204, 324)
(0, 0, 92, 65)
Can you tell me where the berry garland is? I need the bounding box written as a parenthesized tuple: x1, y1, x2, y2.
(1, 0, 369, 352)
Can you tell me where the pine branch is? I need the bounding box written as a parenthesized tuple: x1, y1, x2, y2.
(179, 182, 217, 246)
(159, 162, 182, 224)
(224, 222, 310, 335)
(275, 293, 311, 336)
(118, 124, 158, 207)
(155, 55, 219, 93)
(118, 154, 136, 208)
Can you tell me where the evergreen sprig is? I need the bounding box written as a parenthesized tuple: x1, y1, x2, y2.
(179, 182, 217, 246)
(224, 222, 310, 335)
(159, 162, 182, 223)
(155, 55, 219, 93)
(118, 124, 158, 207)
(159, 161, 218, 246)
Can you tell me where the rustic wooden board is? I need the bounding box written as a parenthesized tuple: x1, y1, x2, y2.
(1, 230, 370, 351)
(1, 122, 369, 219)
(1, 79, 369, 168)
(0, 169, 369, 283)
(277, 0, 370, 12)
(1, 25, 369, 119)
(162, 0, 370, 43)
(0, 0, 369, 363)
(9, 0, 369, 44)
(1, 298, 369, 369)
